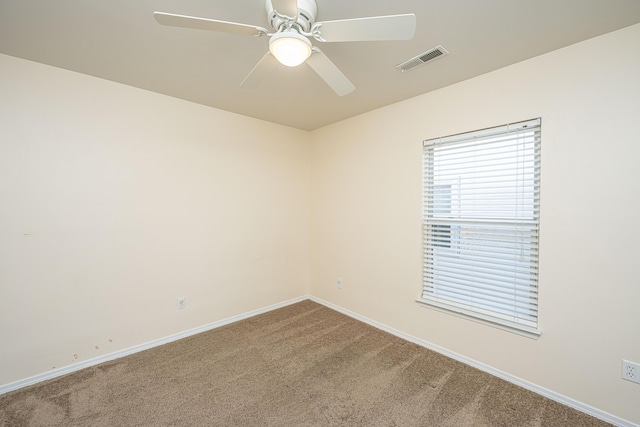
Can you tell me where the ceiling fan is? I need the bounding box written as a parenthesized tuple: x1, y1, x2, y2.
(154, 0, 416, 96)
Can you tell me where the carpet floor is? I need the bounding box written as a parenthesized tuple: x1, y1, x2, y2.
(0, 300, 611, 426)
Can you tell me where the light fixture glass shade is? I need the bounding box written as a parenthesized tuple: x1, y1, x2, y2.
(269, 30, 312, 67)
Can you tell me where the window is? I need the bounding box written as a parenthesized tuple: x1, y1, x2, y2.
(419, 118, 541, 337)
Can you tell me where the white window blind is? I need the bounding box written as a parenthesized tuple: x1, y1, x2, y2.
(419, 118, 541, 336)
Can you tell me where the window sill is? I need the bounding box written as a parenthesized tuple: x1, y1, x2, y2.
(416, 298, 541, 340)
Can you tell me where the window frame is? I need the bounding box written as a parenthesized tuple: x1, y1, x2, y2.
(417, 118, 542, 338)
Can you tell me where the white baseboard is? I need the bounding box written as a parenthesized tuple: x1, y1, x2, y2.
(0, 295, 309, 396)
(2, 294, 636, 427)
(309, 296, 638, 427)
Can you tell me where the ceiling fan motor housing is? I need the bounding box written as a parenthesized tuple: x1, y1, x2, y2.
(266, 0, 318, 32)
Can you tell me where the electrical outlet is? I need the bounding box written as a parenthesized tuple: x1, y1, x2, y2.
(177, 297, 186, 310)
(622, 360, 640, 384)
(337, 277, 343, 289)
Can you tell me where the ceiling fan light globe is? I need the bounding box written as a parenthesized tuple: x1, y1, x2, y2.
(269, 30, 312, 67)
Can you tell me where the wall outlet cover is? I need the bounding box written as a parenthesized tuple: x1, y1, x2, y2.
(622, 360, 640, 384)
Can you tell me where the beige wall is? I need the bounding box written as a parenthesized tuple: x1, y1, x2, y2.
(310, 24, 640, 424)
(0, 54, 310, 385)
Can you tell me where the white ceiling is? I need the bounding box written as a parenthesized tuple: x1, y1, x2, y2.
(2, 0, 640, 130)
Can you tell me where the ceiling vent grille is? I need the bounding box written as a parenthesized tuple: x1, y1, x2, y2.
(396, 45, 449, 72)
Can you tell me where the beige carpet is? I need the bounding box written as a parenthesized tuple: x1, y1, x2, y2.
(0, 300, 610, 426)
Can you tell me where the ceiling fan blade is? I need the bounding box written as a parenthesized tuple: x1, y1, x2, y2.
(312, 14, 416, 42)
(306, 48, 355, 96)
(271, 0, 298, 19)
(240, 52, 279, 89)
(154, 12, 268, 37)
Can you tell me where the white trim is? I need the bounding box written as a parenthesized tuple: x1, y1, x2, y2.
(415, 298, 541, 339)
(309, 296, 638, 427)
(2, 294, 636, 427)
(0, 295, 309, 396)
